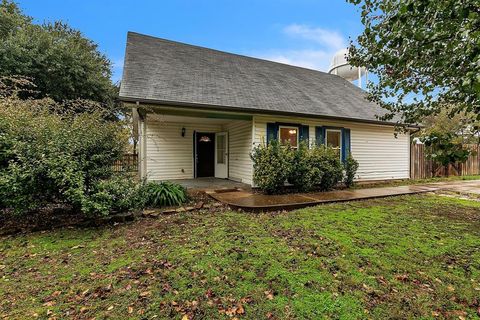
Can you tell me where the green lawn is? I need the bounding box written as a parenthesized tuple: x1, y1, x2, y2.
(354, 174, 480, 189)
(1, 194, 480, 319)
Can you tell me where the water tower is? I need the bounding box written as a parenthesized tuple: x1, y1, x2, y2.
(328, 49, 368, 89)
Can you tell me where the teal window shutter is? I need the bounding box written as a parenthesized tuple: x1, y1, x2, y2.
(299, 125, 309, 144)
(266, 123, 279, 145)
(341, 128, 351, 162)
(315, 126, 326, 146)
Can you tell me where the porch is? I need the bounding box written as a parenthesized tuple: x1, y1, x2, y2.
(172, 177, 251, 192)
(139, 107, 254, 185)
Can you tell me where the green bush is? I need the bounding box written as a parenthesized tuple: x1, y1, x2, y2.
(343, 154, 359, 188)
(288, 141, 322, 192)
(0, 95, 130, 215)
(81, 175, 140, 216)
(137, 181, 188, 207)
(309, 145, 344, 191)
(250, 139, 294, 194)
(251, 141, 348, 194)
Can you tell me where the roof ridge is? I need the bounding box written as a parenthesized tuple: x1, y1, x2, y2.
(127, 31, 338, 77)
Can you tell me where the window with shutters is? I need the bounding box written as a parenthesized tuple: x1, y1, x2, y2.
(326, 129, 342, 158)
(279, 126, 298, 149)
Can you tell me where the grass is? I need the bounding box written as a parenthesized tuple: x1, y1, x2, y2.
(354, 174, 480, 189)
(1, 194, 480, 319)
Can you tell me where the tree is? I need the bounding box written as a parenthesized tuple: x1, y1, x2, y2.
(419, 132, 472, 176)
(0, 0, 118, 110)
(347, 0, 480, 126)
(418, 107, 480, 144)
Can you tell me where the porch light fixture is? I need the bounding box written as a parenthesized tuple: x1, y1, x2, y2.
(199, 136, 211, 142)
(181, 127, 186, 137)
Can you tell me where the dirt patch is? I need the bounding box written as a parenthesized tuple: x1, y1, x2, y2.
(0, 190, 222, 236)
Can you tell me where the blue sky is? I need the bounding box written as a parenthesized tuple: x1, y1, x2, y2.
(17, 0, 365, 83)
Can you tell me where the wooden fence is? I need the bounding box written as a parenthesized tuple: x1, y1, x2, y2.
(112, 153, 138, 173)
(410, 144, 480, 179)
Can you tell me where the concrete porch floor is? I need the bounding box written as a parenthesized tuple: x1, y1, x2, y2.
(172, 177, 251, 192)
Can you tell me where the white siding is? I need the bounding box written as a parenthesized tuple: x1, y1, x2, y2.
(224, 121, 253, 185)
(142, 111, 410, 184)
(253, 115, 410, 181)
(145, 117, 222, 180)
(144, 116, 252, 183)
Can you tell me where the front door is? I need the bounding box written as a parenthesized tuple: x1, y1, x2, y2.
(196, 132, 215, 177)
(215, 132, 228, 178)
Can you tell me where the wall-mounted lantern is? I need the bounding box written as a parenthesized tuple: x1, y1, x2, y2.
(181, 127, 186, 137)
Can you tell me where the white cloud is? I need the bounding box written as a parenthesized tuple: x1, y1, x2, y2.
(256, 49, 333, 71)
(284, 24, 346, 50)
(253, 24, 346, 72)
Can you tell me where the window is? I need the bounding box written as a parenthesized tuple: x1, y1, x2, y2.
(326, 129, 341, 157)
(216, 134, 225, 164)
(279, 126, 298, 148)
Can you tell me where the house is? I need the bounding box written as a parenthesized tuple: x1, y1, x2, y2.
(119, 32, 413, 186)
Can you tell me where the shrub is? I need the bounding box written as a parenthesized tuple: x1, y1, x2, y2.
(250, 140, 294, 194)
(251, 141, 347, 194)
(310, 145, 344, 191)
(138, 181, 188, 208)
(288, 141, 322, 192)
(0, 94, 130, 215)
(343, 154, 359, 188)
(81, 175, 140, 216)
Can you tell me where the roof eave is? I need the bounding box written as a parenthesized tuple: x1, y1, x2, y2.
(119, 95, 417, 128)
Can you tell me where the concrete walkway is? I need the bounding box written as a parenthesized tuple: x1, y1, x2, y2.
(208, 179, 480, 211)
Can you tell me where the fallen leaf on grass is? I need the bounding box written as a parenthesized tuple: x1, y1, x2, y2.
(240, 296, 253, 304)
(236, 304, 245, 315)
(376, 276, 388, 286)
(221, 303, 245, 316)
(107, 305, 114, 311)
(139, 291, 151, 297)
(395, 274, 409, 282)
(51, 290, 62, 297)
(205, 288, 214, 298)
(128, 306, 134, 314)
(264, 290, 274, 300)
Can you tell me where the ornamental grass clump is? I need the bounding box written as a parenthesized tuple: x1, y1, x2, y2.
(138, 181, 188, 207)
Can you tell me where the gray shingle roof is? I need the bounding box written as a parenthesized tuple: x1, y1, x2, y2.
(119, 32, 390, 124)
